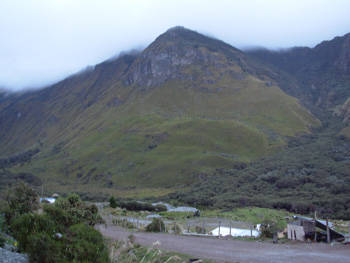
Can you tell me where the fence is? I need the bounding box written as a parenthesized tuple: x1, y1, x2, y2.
(100, 209, 258, 237)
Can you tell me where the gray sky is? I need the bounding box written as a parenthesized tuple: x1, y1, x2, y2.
(1, 0, 350, 91)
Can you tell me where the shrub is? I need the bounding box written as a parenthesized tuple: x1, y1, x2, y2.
(64, 223, 109, 263)
(26, 232, 61, 263)
(44, 194, 104, 229)
(4, 183, 39, 226)
(146, 218, 165, 232)
(0, 234, 5, 247)
(260, 219, 277, 238)
(11, 213, 56, 252)
(109, 196, 117, 208)
(155, 204, 167, 212)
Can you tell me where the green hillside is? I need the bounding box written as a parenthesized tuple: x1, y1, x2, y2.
(0, 27, 320, 196)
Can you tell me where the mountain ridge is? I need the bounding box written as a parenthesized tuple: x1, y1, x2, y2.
(2, 26, 347, 197)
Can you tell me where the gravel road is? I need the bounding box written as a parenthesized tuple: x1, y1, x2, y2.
(99, 225, 350, 263)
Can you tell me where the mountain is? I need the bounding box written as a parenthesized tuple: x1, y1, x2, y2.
(0, 27, 322, 196)
(248, 33, 350, 112)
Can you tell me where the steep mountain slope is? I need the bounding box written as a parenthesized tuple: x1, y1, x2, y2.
(249, 33, 350, 112)
(0, 27, 319, 195)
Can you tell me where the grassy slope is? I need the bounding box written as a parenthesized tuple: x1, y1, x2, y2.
(12, 71, 319, 195)
(1, 37, 320, 196)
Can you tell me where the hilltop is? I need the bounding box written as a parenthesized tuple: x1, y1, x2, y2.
(2, 27, 348, 199)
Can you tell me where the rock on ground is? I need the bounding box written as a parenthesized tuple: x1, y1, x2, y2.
(0, 247, 28, 263)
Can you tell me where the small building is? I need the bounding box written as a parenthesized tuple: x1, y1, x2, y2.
(287, 216, 344, 242)
(287, 220, 314, 241)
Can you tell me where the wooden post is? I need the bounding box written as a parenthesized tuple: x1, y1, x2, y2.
(314, 211, 317, 243)
(164, 222, 166, 233)
(202, 220, 205, 234)
(159, 219, 162, 232)
(229, 221, 232, 236)
(137, 219, 139, 229)
(219, 221, 221, 237)
(188, 226, 190, 233)
(348, 221, 350, 237)
(250, 223, 253, 237)
(174, 219, 177, 234)
(326, 219, 330, 244)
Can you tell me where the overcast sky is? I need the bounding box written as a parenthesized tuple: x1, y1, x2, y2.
(1, 0, 350, 91)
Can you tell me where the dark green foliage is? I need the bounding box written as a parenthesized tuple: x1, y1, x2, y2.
(0, 171, 42, 193)
(260, 219, 277, 238)
(0, 235, 5, 247)
(168, 119, 350, 220)
(26, 232, 61, 263)
(155, 204, 167, 212)
(146, 218, 165, 232)
(44, 194, 104, 228)
(193, 210, 201, 217)
(4, 183, 39, 226)
(119, 200, 157, 212)
(63, 223, 109, 263)
(109, 196, 117, 208)
(4, 187, 107, 263)
(11, 213, 57, 252)
(0, 148, 40, 169)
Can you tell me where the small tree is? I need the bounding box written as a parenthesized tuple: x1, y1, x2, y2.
(109, 196, 117, 208)
(260, 218, 277, 238)
(155, 204, 167, 212)
(44, 194, 104, 229)
(4, 183, 39, 226)
(146, 218, 165, 232)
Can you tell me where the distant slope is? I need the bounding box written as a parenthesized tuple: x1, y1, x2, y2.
(0, 27, 319, 194)
(248, 33, 350, 112)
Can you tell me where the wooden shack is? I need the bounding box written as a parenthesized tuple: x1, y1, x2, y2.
(287, 216, 344, 242)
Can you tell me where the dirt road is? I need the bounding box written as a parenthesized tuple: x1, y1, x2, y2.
(99, 225, 350, 263)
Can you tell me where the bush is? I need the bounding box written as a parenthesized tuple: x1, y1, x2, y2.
(44, 194, 104, 229)
(4, 183, 39, 226)
(109, 196, 117, 208)
(146, 218, 165, 232)
(155, 204, 167, 212)
(26, 232, 61, 263)
(260, 219, 277, 238)
(64, 223, 109, 263)
(11, 213, 56, 252)
(0, 234, 5, 247)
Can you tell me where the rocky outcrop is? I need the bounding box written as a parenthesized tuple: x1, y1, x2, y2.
(124, 44, 222, 87)
(334, 34, 350, 73)
(0, 245, 28, 263)
(334, 96, 350, 123)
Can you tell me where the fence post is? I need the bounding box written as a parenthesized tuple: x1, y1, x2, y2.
(137, 219, 139, 229)
(326, 219, 330, 243)
(314, 211, 317, 243)
(219, 221, 221, 237)
(202, 219, 205, 234)
(229, 221, 232, 236)
(250, 223, 253, 237)
(175, 219, 177, 234)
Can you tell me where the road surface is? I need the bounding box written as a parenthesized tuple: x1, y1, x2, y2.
(98, 225, 350, 263)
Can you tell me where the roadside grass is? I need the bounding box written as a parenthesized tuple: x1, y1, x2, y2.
(108, 236, 215, 263)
